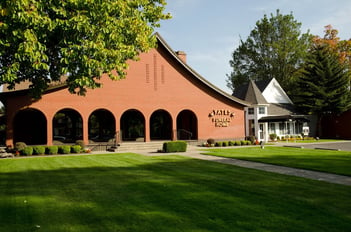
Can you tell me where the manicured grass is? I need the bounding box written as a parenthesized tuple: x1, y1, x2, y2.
(0, 153, 350, 232)
(203, 146, 351, 176)
(277, 139, 344, 143)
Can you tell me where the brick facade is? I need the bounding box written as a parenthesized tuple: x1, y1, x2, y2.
(1, 34, 249, 146)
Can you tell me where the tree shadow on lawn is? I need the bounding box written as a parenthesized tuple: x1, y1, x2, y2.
(0, 154, 350, 232)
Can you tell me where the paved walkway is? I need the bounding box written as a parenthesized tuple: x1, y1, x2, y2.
(133, 145, 351, 186)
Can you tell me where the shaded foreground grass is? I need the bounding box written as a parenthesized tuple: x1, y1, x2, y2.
(0, 153, 350, 232)
(203, 147, 351, 176)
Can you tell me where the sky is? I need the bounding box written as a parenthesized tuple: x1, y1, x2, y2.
(157, 0, 351, 94)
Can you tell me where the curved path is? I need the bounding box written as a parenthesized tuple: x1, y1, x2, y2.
(138, 144, 351, 186)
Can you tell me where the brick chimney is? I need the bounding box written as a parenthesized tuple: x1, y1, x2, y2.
(175, 51, 186, 63)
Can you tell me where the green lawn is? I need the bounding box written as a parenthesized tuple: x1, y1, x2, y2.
(203, 146, 351, 176)
(0, 153, 350, 232)
(277, 139, 344, 143)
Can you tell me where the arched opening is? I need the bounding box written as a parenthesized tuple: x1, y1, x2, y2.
(53, 109, 83, 143)
(150, 109, 172, 140)
(177, 110, 198, 140)
(88, 109, 116, 142)
(13, 108, 47, 145)
(120, 109, 145, 141)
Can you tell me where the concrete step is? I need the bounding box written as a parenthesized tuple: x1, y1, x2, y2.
(114, 141, 165, 152)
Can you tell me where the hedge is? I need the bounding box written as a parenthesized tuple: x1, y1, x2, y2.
(46, 146, 58, 155)
(33, 146, 46, 155)
(163, 141, 187, 153)
(71, 145, 82, 153)
(59, 145, 71, 154)
(21, 146, 33, 156)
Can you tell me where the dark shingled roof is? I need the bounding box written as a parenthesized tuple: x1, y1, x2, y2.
(233, 80, 268, 104)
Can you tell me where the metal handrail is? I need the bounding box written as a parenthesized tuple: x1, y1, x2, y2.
(177, 129, 192, 140)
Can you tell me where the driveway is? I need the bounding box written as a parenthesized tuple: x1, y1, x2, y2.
(283, 141, 351, 151)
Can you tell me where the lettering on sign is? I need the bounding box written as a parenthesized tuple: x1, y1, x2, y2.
(208, 109, 235, 127)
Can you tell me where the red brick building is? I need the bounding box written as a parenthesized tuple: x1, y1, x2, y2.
(0, 33, 249, 146)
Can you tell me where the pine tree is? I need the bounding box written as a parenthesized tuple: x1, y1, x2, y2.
(294, 45, 351, 135)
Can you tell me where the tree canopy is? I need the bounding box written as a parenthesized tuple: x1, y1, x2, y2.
(294, 44, 351, 118)
(226, 10, 311, 95)
(0, 0, 171, 98)
(313, 25, 351, 70)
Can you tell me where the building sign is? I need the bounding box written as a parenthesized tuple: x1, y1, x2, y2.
(209, 109, 235, 127)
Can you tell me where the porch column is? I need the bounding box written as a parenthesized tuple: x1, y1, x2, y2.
(172, 118, 177, 141)
(46, 114, 53, 146)
(83, 116, 89, 145)
(115, 115, 121, 144)
(144, 118, 150, 142)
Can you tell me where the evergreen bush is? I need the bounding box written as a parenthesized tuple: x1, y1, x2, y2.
(207, 138, 215, 146)
(22, 146, 33, 156)
(75, 140, 85, 149)
(15, 142, 27, 151)
(235, 141, 241, 146)
(59, 145, 71, 154)
(222, 141, 228, 147)
(215, 141, 223, 147)
(46, 146, 58, 155)
(71, 145, 82, 153)
(33, 146, 45, 155)
(162, 141, 187, 153)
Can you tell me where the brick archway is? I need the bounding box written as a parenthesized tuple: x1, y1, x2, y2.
(150, 109, 172, 140)
(177, 110, 198, 140)
(52, 108, 83, 143)
(88, 109, 116, 143)
(120, 109, 145, 142)
(13, 108, 47, 145)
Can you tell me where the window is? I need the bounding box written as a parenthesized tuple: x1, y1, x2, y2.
(259, 107, 265, 114)
(279, 123, 286, 134)
(268, 123, 275, 134)
(248, 108, 254, 115)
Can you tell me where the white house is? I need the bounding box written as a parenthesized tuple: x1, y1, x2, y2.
(233, 78, 310, 142)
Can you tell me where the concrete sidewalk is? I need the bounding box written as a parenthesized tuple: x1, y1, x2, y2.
(136, 145, 351, 186)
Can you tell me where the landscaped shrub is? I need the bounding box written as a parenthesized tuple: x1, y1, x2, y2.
(246, 140, 252, 145)
(71, 145, 82, 153)
(235, 141, 241, 146)
(269, 133, 277, 141)
(46, 146, 58, 155)
(222, 141, 228, 147)
(75, 140, 85, 149)
(21, 146, 33, 156)
(162, 141, 187, 153)
(246, 136, 255, 144)
(59, 145, 71, 154)
(33, 146, 45, 155)
(15, 142, 27, 152)
(240, 140, 246, 145)
(215, 141, 223, 147)
(207, 138, 215, 146)
(228, 141, 234, 146)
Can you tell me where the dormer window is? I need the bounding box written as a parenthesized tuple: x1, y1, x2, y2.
(259, 107, 266, 114)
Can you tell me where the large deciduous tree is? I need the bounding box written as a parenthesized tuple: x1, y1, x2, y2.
(313, 25, 351, 70)
(0, 0, 170, 98)
(227, 10, 311, 94)
(294, 44, 351, 136)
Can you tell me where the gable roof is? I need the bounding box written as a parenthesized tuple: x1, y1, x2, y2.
(262, 78, 293, 104)
(232, 80, 268, 105)
(0, 33, 250, 107)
